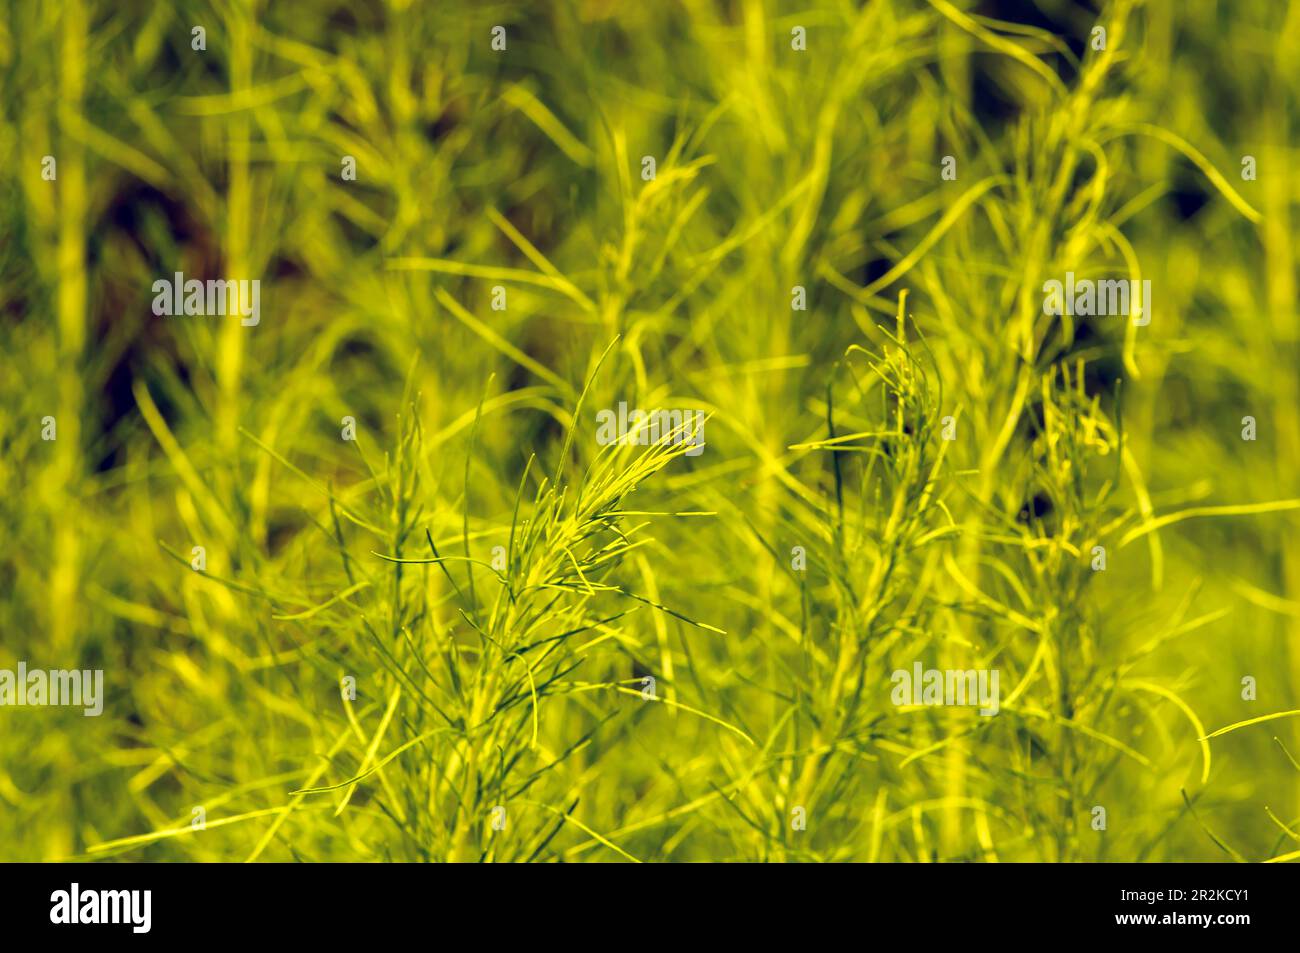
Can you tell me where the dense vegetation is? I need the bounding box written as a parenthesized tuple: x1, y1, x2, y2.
(2, 0, 1298, 862)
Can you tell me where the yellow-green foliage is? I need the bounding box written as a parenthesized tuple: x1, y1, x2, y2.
(1, 0, 1299, 862)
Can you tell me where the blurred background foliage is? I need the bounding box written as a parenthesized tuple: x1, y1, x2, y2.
(1, 0, 1298, 861)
